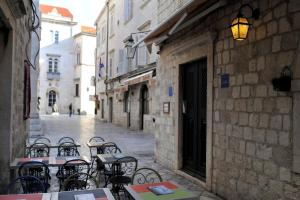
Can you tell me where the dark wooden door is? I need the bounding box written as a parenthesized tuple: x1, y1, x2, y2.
(182, 58, 207, 179)
(109, 97, 113, 122)
(140, 85, 149, 130)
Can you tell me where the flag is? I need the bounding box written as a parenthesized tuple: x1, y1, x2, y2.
(98, 58, 105, 78)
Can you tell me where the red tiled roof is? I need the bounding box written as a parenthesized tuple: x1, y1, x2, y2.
(81, 26, 96, 34)
(40, 4, 73, 19)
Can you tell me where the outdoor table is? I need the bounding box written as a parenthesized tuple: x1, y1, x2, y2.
(0, 193, 51, 200)
(86, 141, 106, 148)
(10, 156, 91, 169)
(124, 181, 198, 200)
(96, 153, 128, 165)
(51, 188, 115, 200)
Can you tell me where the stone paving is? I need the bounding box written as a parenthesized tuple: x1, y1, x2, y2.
(34, 115, 222, 200)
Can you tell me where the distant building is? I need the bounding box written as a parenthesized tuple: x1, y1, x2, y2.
(39, 4, 95, 115)
(94, 0, 158, 131)
(73, 26, 96, 115)
(0, 0, 33, 192)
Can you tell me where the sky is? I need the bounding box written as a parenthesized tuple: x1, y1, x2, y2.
(39, 0, 105, 26)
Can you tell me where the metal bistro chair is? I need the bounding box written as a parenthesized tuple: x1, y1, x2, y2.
(28, 143, 50, 158)
(6, 175, 46, 194)
(62, 172, 99, 191)
(18, 161, 51, 191)
(96, 142, 122, 185)
(131, 167, 163, 185)
(56, 159, 90, 191)
(88, 136, 105, 171)
(109, 156, 138, 198)
(58, 136, 75, 144)
(57, 142, 80, 157)
(33, 137, 51, 145)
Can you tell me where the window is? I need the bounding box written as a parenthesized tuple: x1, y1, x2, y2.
(124, 91, 129, 112)
(77, 52, 81, 64)
(54, 58, 58, 72)
(91, 76, 95, 86)
(124, 0, 133, 22)
(50, 30, 53, 42)
(54, 31, 59, 43)
(101, 26, 106, 42)
(110, 8, 115, 36)
(48, 58, 53, 72)
(75, 84, 79, 97)
(48, 90, 56, 106)
(48, 57, 59, 73)
(109, 51, 114, 78)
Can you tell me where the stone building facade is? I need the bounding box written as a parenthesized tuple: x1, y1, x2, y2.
(145, 0, 300, 199)
(94, 0, 158, 132)
(73, 26, 96, 115)
(39, 4, 77, 114)
(0, 0, 33, 192)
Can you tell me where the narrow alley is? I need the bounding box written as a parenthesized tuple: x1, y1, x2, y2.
(39, 115, 221, 200)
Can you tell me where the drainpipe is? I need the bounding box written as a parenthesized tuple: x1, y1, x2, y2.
(105, 0, 109, 100)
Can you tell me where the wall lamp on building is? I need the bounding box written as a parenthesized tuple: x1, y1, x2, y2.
(230, 4, 260, 40)
(124, 31, 151, 59)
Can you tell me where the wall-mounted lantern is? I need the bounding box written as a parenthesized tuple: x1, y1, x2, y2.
(124, 35, 136, 59)
(272, 66, 292, 92)
(230, 4, 260, 40)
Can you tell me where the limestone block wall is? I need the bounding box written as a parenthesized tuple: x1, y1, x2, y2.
(0, 0, 32, 192)
(154, 0, 300, 199)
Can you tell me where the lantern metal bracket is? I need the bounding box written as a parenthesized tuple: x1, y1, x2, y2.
(124, 31, 151, 59)
(237, 4, 260, 20)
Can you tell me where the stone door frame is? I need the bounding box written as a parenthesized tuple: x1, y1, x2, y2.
(171, 31, 215, 190)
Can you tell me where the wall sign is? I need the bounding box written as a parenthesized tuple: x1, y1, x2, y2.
(163, 102, 170, 114)
(168, 86, 173, 97)
(221, 74, 230, 88)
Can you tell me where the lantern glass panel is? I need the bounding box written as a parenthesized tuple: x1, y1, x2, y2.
(231, 17, 249, 40)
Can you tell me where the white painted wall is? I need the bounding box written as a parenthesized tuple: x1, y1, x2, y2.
(39, 38, 75, 114)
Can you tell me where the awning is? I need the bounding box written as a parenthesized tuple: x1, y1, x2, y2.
(114, 85, 128, 93)
(124, 71, 153, 86)
(144, 0, 227, 45)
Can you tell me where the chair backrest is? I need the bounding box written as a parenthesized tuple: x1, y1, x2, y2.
(131, 167, 163, 185)
(58, 159, 90, 178)
(33, 137, 51, 144)
(6, 175, 46, 194)
(57, 142, 80, 157)
(58, 136, 75, 144)
(112, 156, 138, 177)
(28, 143, 50, 157)
(100, 142, 122, 154)
(18, 161, 51, 189)
(62, 172, 99, 191)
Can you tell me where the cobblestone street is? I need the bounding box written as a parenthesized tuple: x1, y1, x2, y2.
(38, 115, 221, 200)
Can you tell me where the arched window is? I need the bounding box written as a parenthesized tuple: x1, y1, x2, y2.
(123, 91, 129, 113)
(141, 85, 149, 114)
(48, 90, 56, 106)
(54, 31, 59, 43)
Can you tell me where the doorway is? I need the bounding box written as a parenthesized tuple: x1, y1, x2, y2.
(109, 97, 113, 123)
(140, 85, 149, 130)
(181, 58, 207, 180)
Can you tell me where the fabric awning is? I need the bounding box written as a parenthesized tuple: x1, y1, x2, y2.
(124, 71, 153, 86)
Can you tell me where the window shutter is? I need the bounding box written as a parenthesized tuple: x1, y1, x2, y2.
(123, 50, 128, 73)
(128, 0, 132, 19)
(118, 49, 124, 75)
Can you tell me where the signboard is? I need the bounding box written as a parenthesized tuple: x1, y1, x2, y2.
(221, 74, 230, 88)
(163, 102, 170, 114)
(168, 86, 173, 97)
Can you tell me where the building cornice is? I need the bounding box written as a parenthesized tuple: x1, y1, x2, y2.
(41, 18, 77, 26)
